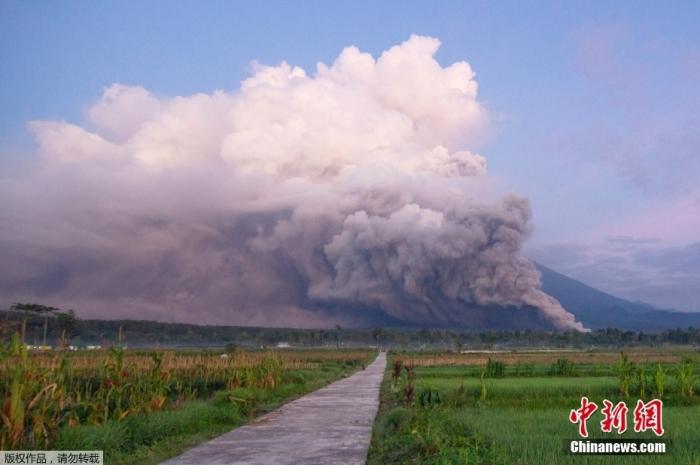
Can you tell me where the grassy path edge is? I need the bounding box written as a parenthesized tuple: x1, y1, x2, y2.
(55, 357, 374, 465)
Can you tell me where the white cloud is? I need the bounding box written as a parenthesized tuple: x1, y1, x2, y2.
(88, 84, 163, 140)
(29, 121, 123, 162)
(3, 36, 583, 330)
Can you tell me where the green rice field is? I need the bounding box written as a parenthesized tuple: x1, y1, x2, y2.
(368, 350, 700, 465)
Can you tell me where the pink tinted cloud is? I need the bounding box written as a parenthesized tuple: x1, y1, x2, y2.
(604, 191, 700, 245)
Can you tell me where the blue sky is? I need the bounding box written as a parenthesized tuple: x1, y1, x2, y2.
(1, 1, 699, 312)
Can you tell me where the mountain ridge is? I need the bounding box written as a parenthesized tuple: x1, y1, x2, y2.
(536, 262, 700, 331)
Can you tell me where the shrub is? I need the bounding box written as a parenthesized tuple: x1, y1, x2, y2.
(418, 388, 442, 408)
(392, 359, 403, 382)
(612, 352, 636, 397)
(676, 361, 696, 398)
(484, 359, 505, 378)
(403, 365, 415, 405)
(550, 358, 575, 377)
(634, 365, 651, 398)
(654, 364, 666, 398)
(479, 369, 488, 401)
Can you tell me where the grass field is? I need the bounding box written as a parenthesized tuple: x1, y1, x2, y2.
(368, 350, 700, 465)
(0, 335, 375, 464)
(4, 339, 699, 464)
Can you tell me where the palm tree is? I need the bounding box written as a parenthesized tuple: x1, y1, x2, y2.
(335, 325, 342, 349)
(10, 302, 59, 344)
(56, 309, 77, 349)
(372, 327, 383, 349)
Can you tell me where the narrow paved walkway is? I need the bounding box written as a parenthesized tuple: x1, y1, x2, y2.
(161, 351, 387, 465)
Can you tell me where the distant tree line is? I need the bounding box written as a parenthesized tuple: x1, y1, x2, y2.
(3, 303, 77, 347)
(2, 304, 700, 349)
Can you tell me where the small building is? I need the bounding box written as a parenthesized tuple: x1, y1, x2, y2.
(26, 345, 52, 351)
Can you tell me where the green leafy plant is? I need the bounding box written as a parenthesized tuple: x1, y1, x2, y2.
(484, 358, 505, 378)
(612, 352, 636, 397)
(654, 364, 666, 398)
(479, 368, 488, 401)
(550, 358, 575, 377)
(676, 361, 696, 398)
(418, 388, 442, 408)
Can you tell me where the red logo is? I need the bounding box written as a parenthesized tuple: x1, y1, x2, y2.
(633, 399, 665, 436)
(600, 400, 628, 434)
(569, 396, 598, 437)
(570, 397, 664, 437)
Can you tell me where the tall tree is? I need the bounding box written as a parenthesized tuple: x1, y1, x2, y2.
(371, 327, 384, 349)
(56, 309, 77, 349)
(335, 325, 342, 349)
(10, 302, 59, 344)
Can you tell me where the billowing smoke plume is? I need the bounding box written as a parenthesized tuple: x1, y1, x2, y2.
(0, 35, 585, 331)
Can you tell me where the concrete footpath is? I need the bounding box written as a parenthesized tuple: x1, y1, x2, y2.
(161, 351, 387, 465)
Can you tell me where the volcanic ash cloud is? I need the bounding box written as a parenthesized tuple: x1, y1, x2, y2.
(0, 35, 585, 331)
